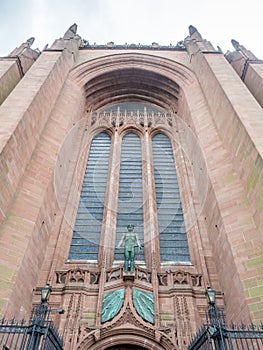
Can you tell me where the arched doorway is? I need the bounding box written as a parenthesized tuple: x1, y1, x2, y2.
(106, 346, 147, 350)
(76, 328, 172, 350)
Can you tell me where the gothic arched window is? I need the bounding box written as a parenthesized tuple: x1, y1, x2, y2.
(152, 133, 190, 262)
(68, 132, 111, 260)
(114, 133, 144, 262)
(68, 104, 190, 265)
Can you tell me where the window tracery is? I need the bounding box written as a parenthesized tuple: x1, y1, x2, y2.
(68, 103, 190, 265)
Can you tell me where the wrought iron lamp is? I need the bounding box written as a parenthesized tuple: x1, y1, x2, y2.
(205, 287, 220, 324)
(205, 287, 226, 350)
(188, 288, 263, 350)
(41, 284, 52, 304)
(205, 287, 216, 306)
(26, 285, 64, 349)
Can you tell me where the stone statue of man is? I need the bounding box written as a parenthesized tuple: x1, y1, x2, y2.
(118, 224, 141, 273)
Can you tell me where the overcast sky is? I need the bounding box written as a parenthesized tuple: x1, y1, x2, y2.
(0, 0, 262, 58)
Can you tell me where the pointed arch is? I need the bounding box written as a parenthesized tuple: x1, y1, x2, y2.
(69, 52, 196, 112)
(77, 330, 171, 350)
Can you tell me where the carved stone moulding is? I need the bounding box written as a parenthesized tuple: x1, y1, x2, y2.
(55, 268, 100, 285)
(106, 265, 152, 284)
(89, 111, 175, 130)
(55, 266, 202, 289)
(158, 270, 202, 287)
(77, 327, 174, 350)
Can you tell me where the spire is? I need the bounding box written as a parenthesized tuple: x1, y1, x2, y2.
(231, 39, 240, 50)
(63, 23, 78, 39)
(185, 25, 216, 54)
(189, 25, 198, 36)
(26, 37, 35, 47)
(8, 37, 38, 57)
(230, 39, 257, 60)
(188, 25, 203, 41)
(50, 23, 81, 50)
(68, 23, 77, 34)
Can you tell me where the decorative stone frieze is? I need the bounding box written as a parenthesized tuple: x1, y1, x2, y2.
(90, 110, 174, 130)
(55, 268, 100, 285)
(55, 266, 201, 288)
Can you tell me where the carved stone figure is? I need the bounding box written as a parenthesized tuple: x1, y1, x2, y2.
(118, 225, 141, 273)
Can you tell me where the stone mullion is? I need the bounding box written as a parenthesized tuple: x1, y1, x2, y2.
(142, 131, 160, 269)
(142, 130, 161, 328)
(98, 131, 121, 269)
(96, 130, 121, 327)
(95, 265, 107, 327)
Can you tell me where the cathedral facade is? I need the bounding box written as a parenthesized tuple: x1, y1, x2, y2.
(0, 24, 263, 349)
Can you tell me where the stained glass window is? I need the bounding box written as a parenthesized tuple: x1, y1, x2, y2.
(152, 133, 190, 262)
(68, 132, 111, 260)
(68, 108, 190, 264)
(114, 133, 144, 261)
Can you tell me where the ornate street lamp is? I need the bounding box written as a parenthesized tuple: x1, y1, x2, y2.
(205, 287, 220, 324)
(205, 287, 226, 350)
(205, 287, 216, 306)
(188, 288, 263, 350)
(41, 284, 52, 304)
(26, 285, 64, 349)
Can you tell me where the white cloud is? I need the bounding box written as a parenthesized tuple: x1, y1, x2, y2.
(0, 0, 262, 58)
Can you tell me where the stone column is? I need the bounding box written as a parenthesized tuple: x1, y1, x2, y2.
(142, 125, 160, 270)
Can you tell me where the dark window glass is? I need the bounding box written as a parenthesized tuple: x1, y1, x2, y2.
(114, 133, 144, 261)
(152, 133, 190, 262)
(68, 132, 111, 260)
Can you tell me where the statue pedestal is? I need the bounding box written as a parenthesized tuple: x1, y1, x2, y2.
(123, 271, 135, 281)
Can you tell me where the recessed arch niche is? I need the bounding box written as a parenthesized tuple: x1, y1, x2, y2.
(69, 52, 196, 114)
(84, 67, 180, 113)
(106, 345, 149, 350)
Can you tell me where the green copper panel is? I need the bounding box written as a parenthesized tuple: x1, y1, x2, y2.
(101, 288, 125, 323)
(132, 288, 154, 324)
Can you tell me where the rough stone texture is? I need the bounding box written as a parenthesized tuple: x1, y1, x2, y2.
(0, 32, 82, 317)
(0, 50, 75, 226)
(0, 45, 40, 105)
(0, 60, 21, 105)
(225, 44, 263, 108)
(0, 78, 85, 318)
(244, 63, 263, 107)
(0, 26, 263, 349)
(184, 30, 263, 323)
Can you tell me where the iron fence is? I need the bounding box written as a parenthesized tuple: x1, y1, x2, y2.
(189, 316, 263, 350)
(0, 305, 63, 350)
